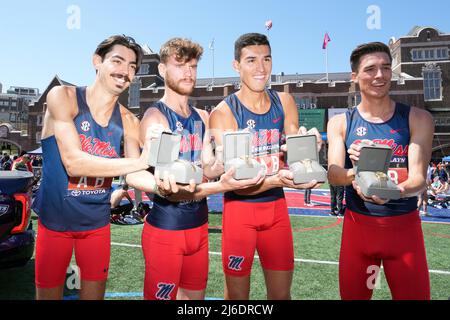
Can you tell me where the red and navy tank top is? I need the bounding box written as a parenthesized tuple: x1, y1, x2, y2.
(32, 86, 123, 231)
(145, 101, 208, 230)
(344, 103, 417, 216)
(223, 89, 285, 202)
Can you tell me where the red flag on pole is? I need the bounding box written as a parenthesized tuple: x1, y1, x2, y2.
(265, 20, 273, 30)
(322, 32, 331, 49)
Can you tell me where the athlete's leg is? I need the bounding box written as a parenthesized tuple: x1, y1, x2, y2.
(257, 198, 294, 300)
(35, 221, 74, 300)
(177, 224, 209, 300)
(339, 210, 381, 300)
(222, 199, 257, 300)
(141, 222, 183, 300)
(224, 275, 251, 300)
(74, 224, 111, 300)
(177, 288, 205, 300)
(262, 270, 293, 300)
(383, 215, 430, 300)
(36, 286, 66, 300)
(78, 280, 107, 300)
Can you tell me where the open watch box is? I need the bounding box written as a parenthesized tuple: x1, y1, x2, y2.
(286, 134, 327, 184)
(223, 131, 263, 180)
(148, 131, 203, 184)
(354, 143, 401, 200)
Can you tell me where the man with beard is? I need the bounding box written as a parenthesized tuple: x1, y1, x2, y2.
(32, 35, 183, 300)
(138, 38, 264, 300)
(327, 42, 434, 299)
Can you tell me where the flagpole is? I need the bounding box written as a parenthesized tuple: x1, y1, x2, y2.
(326, 45, 329, 82)
(210, 38, 215, 86)
(212, 45, 215, 86)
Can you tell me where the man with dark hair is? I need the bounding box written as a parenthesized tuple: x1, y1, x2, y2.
(327, 41, 434, 299)
(209, 32, 322, 300)
(233, 32, 271, 61)
(350, 42, 392, 72)
(32, 35, 183, 300)
(136, 37, 263, 300)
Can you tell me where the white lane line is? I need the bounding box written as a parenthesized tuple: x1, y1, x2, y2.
(111, 242, 450, 275)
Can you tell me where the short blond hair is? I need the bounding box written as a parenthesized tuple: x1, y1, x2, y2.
(159, 38, 204, 64)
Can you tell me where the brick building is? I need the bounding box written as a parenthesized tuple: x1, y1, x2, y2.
(389, 26, 450, 160)
(18, 26, 450, 162)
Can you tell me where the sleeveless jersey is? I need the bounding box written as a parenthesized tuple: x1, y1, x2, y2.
(224, 89, 285, 202)
(32, 86, 123, 231)
(344, 103, 417, 216)
(145, 101, 208, 230)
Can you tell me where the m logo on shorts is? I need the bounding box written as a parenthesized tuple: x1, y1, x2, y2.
(156, 283, 175, 300)
(228, 255, 244, 271)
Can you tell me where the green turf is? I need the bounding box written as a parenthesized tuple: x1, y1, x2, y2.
(0, 214, 449, 300)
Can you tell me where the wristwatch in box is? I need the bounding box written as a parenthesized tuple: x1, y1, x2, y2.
(223, 131, 262, 180)
(354, 143, 401, 200)
(286, 134, 327, 184)
(147, 131, 203, 184)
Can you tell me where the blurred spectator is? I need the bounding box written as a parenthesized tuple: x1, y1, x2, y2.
(304, 188, 313, 207)
(330, 184, 345, 216)
(1, 155, 12, 170)
(110, 184, 134, 217)
(437, 163, 448, 182)
(418, 163, 435, 216)
(427, 176, 450, 209)
(12, 154, 32, 172)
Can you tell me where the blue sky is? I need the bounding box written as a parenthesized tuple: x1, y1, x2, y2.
(1, 0, 449, 93)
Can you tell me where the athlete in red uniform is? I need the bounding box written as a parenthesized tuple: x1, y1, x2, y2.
(327, 42, 434, 300)
(209, 33, 322, 300)
(33, 35, 187, 300)
(132, 38, 263, 300)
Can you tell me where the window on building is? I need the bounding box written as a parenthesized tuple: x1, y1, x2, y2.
(295, 96, 316, 109)
(136, 64, 149, 75)
(412, 47, 449, 61)
(425, 49, 434, 59)
(434, 117, 450, 126)
(422, 63, 442, 101)
(351, 93, 362, 107)
(128, 78, 141, 108)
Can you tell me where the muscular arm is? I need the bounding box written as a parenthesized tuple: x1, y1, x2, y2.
(280, 92, 300, 135)
(124, 107, 168, 193)
(43, 86, 148, 177)
(327, 113, 355, 186)
(398, 107, 435, 197)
